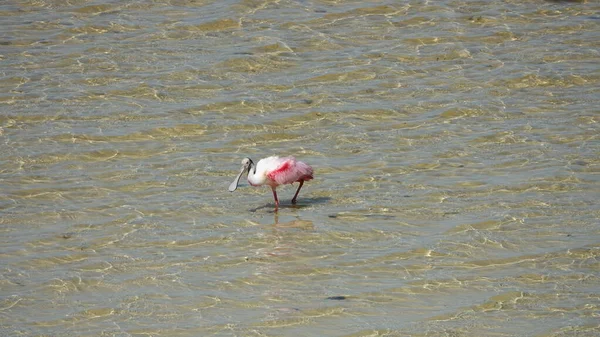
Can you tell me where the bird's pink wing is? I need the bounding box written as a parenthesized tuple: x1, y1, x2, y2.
(267, 157, 313, 185)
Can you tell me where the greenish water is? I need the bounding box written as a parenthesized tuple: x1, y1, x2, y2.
(1, 1, 599, 336)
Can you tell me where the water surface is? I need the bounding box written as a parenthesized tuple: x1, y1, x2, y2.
(1, 0, 599, 336)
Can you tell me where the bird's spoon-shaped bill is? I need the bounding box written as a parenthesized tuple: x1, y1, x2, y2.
(228, 166, 246, 192)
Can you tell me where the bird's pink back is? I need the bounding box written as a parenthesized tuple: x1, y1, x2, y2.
(266, 156, 313, 185)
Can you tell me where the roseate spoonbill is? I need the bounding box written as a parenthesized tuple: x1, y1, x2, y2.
(229, 156, 313, 210)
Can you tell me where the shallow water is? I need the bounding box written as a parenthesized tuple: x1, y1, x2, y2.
(1, 0, 599, 336)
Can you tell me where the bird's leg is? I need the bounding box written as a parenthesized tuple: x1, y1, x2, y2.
(271, 187, 279, 210)
(291, 180, 304, 204)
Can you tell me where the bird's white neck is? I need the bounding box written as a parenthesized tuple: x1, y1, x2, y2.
(247, 162, 266, 186)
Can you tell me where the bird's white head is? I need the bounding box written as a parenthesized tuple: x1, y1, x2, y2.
(229, 157, 254, 192)
(241, 157, 252, 167)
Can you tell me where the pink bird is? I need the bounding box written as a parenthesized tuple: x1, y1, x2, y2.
(228, 156, 314, 210)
